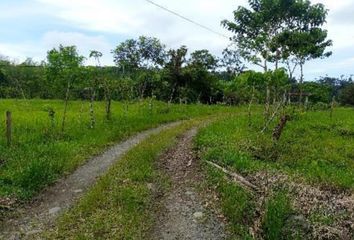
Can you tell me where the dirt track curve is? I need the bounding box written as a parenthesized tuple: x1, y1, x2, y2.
(0, 122, 181, 239)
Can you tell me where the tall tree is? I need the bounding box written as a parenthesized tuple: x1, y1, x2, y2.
(222, 0, 288, 71)
(112, 36, 166, 73)
(189, 49, 218, 71)
(164, 46, 188, 102)
(46, 45, 84, 132)
(276, 1, 332, 101)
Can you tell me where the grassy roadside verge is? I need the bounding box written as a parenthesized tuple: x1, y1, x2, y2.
(0, 99, 232, 199)
(43, 118, 202, 239)
(196, 108, 354, 239)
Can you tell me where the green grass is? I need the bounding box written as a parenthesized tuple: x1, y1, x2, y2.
(203, 164, 255, 239)
(262, 191, 292, 240)
(0, 99, 233, 199)
(43, 118, 201, 239)
(195, 107, 354, 239)
(196, 107, 354, 190)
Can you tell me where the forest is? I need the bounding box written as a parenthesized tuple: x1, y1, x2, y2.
(0, 37, 353, 107)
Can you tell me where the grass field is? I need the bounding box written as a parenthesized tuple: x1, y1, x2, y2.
(196, 107, 354, 190)
(195, 107, 354, 239)
(0, 99, 232, 199)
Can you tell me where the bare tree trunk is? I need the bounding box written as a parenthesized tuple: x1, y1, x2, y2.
(264, 85, 270, 122)
(262, 92, 287, 133)
(140, 80, 147, 100)
(248, 85, 255, 127)
(61, 81, 70, 133)
(168, 83, 177, 107)
(106, 97, 111, 120)
(103, 79, 112, 121)
(14, 77, 27, 100)
(272, 115, 290, 141)
(304, 96, 309, 111)
(330, 96, 335, 120)
(89, 88, 96, 129)
(299, 63, 304, 105)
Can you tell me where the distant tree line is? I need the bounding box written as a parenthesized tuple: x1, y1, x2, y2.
(0, 0, 353, 106)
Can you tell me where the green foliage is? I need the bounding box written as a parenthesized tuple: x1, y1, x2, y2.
(221, 46, 245, 75)
(222, 0, 332, 80)
(262, 191, 292, 240)
(224, 69, 290, 104)
(112, 36, 167, 73)
(46, 45, 85, 98)
(339, 83, 354, 106)
(302, 82, 331, 103)
(189, 49, 218, 71)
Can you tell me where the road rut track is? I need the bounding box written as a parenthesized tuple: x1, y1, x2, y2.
(0, 121, 182, 239)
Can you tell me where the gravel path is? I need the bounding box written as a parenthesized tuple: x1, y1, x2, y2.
(0, 122, 181, 239)
(151, 128, 227, 240)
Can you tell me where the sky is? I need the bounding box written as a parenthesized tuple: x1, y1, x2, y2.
(0, 0, 353, 80)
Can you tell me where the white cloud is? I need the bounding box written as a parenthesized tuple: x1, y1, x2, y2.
(0, 31, 113, 65)
(0, 0, 353, 79)
(42, 31, 112, 64)
(0, 42, 42, 63)
(34, 0, 236, 54)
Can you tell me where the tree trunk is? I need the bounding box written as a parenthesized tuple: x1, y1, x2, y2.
(106, 97, 111, 120)
(248, 85, 255, 127)
(89, 89, 96, 129)
(299, 63, 304, 104)
(272, 115, 290, 141)
(264, 85, 270, 121)
(330, 96, 335, 119)
(61, 81, 70, 133)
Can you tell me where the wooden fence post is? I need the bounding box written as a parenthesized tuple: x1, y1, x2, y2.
(6, 111, 12, 146)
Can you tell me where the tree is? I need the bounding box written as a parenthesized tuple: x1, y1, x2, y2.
(46, 45, 84, 132)
(302, 82, 331, 103)
(112, 36, 166, 73)
(189, 49, 218, 71)
(222, 0, 332, 76)
(339, 83, 354, 106)
(222, 0, 289, 71)
(87, 50, 104, 127)
(276, 0, 332, 101)
(221, 47, 245, 75)
(164, 46, 188, 102)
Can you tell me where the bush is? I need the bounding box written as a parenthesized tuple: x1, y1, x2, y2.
(310, 102, 330, 111)
(339, 83, 354, 106)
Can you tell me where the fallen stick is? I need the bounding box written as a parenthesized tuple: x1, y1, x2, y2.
(206, 161, 259, 192)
